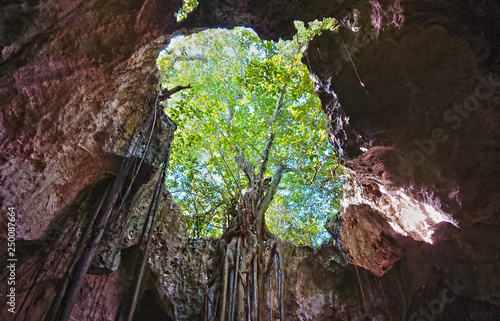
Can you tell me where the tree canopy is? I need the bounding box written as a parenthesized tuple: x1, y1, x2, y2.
(157, 25, 342, 246)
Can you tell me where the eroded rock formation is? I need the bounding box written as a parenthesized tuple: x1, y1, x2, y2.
(304, 0, 500, 318)
(1, 0, 499, 320)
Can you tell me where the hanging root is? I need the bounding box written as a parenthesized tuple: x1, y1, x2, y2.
(46, 91, 166, 321)
(230, 237, 241, 320)
(275, 245, 284, 320)
(262, 241, 284, 321)
(269, 265, 273, 321)
(219, 241, 231, 321)
(205, 236, 285, 321)
(246, 273, 251, 321)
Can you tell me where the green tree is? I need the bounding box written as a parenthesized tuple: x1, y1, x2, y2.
(158, 27, 341, 244)
(157, 25, 342, 319)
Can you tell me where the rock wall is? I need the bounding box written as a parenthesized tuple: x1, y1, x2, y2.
(0, 0, 185, 241)
(0, 0, 184, 319)
(1, 0, 500, 320)
(303, 0, 500, 319)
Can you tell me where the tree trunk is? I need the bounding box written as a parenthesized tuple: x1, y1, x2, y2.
(206, 87, 289, 320)
(204, 172, 285, 320)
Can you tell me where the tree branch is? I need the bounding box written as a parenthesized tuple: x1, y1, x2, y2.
(216, 145, 247, 209)
(256, 133, 275, 183)
(255, 164, 292, 231)
(158, 85, 192, 101)
(168, 54, 207, 68)
(269, 84, 287, 126)
(234, 149, 255, 184)
(230, 44, 245, 79)
(254, 84, 285, 185)
(251, 92, 271, 126)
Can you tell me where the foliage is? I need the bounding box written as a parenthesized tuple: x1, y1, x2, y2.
(157, 26, 342, 246)
(294, 18, 339, 52)
(175, 0, 198, 22)
(266, 170, 344, 247)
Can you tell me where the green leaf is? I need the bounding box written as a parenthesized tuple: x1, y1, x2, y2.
(158, 27, 343, 245)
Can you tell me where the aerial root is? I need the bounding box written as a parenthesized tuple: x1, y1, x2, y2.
(205, 238, 284, 321)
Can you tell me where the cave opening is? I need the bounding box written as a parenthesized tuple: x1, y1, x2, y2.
(157, 24, 344, 247)
(154, 22, 346, 319)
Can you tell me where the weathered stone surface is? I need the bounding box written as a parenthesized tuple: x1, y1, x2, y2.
(0, 0, 178, 241)
(303, 0, 500, 318)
